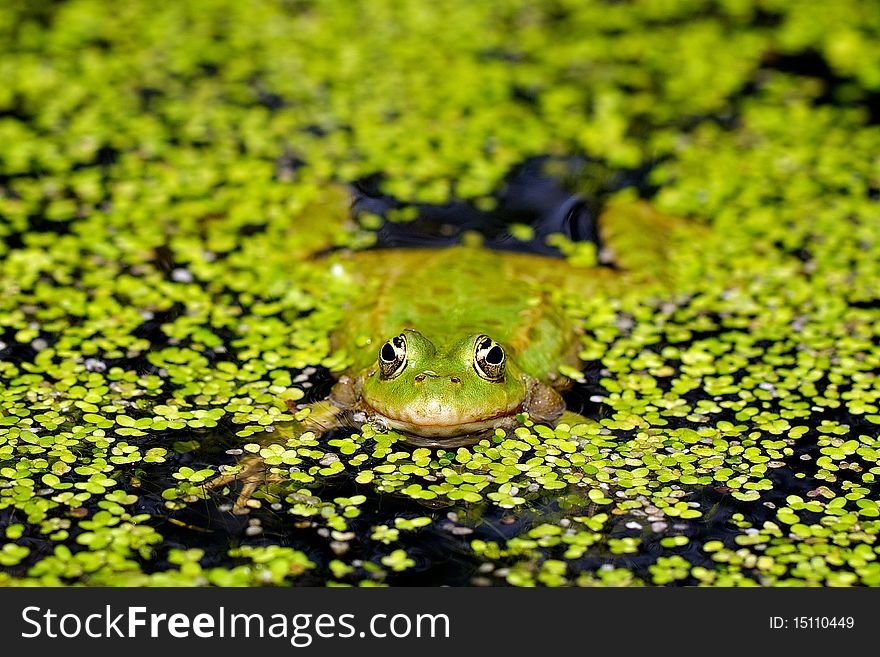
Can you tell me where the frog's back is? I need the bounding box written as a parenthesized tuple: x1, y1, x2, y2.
(330, 246, 604, 380)
(319, 200, 697, 383)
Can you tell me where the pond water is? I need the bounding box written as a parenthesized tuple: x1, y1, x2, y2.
(0, 0, 878, 587)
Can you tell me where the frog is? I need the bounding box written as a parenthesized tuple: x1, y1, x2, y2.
(206, 196, 693, 512)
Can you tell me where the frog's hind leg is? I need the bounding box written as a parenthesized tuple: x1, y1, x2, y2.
(204, 401, 345, 514)
(286, 184, 360, 260)
(597, 198, 705, 285)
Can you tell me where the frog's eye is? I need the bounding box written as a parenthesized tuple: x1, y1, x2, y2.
(474, 335, 505, 381)
(378, 334, 407, 379)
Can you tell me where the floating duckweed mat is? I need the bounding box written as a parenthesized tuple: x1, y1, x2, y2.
(1, 0, 878, 586)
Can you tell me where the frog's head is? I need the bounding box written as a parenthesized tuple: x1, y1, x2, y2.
(360, 329, 530, 438)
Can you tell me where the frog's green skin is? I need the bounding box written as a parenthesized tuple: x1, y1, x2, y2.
(208, 199, 691, 511)
(326, 246, 599, 445)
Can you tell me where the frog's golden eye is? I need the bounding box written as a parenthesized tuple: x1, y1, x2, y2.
(379, 334, 407, 379)
(474, 335, 505, 381)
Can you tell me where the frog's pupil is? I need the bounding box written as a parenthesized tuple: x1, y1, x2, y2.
(381, 343, 397, 362)
(486, 345, 504, 365)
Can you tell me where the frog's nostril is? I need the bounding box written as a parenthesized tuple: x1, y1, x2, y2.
(450, 376, 461, 384)
(414, 373, 426, 383)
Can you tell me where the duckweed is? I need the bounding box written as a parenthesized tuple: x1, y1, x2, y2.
(1, 0, 879, 587)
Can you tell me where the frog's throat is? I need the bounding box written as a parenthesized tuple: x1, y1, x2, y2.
(361, 403, 522, 439)
(381, 415, 512, 438)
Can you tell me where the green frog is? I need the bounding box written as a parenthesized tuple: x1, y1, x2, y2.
(207, 197, 692, 512)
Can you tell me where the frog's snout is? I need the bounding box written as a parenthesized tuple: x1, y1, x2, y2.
(413, 370, 461, 384)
